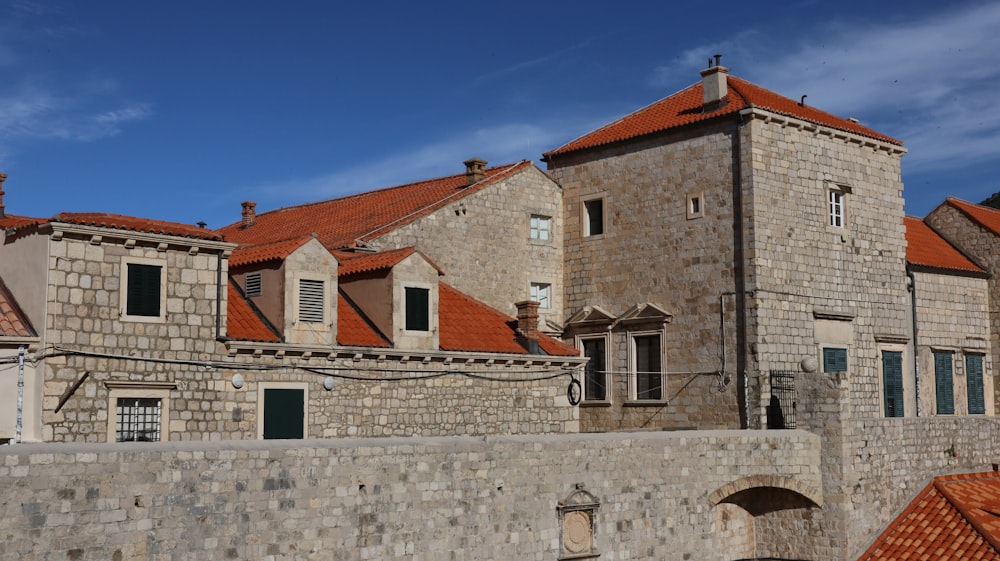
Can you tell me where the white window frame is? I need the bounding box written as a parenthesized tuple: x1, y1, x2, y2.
(106, 383, 174, 442)
(257, 381, 309, 439)
(529, 214, 552, 242)
(119, 256, 168, 323)
(293, 273, 329, 325)
(582, 195, 606, 238)
(529, 282, 552, 309)
(577, 333, 611, 404)
(628, 329, 666, 402)
(828, 187, 848, 229)
(687, 191, 705, 220)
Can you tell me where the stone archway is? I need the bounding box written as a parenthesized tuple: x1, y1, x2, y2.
(709, 475, 822, 516)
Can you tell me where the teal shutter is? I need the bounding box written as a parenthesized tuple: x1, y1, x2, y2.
(263, 388, 304, 439)
(583, 338, 607, 401)
(405, 287, 430, 331)
(882, 351, 904, 417)
(966, 354, 986, 415)
(823, 348, 847, 373)
(934, 352, 954, 415)
(126, 263, 161, 317)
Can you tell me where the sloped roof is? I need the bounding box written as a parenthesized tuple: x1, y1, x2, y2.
(337, 247, 444, 277)
(858, 471, 1000, 561)
(905, 216, 985, 274)
(544, 74, 901, 159)
(439, 282, 578, 356)
(229, 236, 314, 268)
(216, 161, 534, 250)
(0, 278, 36, 338)
(225, 281, 281, 343)
(0, 214, 46, 234)
(337, 291, 390, 348)
(52, 212, 223, 240)
(943, 198, 1000, 237)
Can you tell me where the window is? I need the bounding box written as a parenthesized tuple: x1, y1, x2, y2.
(934, 351, 954, 415)
(530, 215, 552, 241)
(823, 347, 848, 373)
(581, 337, 608, 402)
(120, 257, 166, 321)
(115, 397, 162, 442)
(259, 384, 307, 439)
(529, 282, 551, 309)
(405, 286, 430, 331)
(687, 192, 704, 219)
(631, 333, 663, 401)
(828, 189, 845, 228)
(882, 351, 904, 417)
(298, 279, 325, 323)
(966, 354, 986, 415)
(245, 272, 262, 297)
(583, 198, 604, 237)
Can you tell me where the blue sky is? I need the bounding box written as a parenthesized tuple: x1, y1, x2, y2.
(1, 0, 998, 228)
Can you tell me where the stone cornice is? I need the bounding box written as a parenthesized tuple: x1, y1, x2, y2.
(739, 107, 907, 156)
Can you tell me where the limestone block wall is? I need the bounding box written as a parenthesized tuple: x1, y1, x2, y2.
(376, 165, 564, 328)
(547, 121, 742, 431)
(0, 429, 823, 561)
(912, 270, 992, 416)
(925, 203, 1000, 410)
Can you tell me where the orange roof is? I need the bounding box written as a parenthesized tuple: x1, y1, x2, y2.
(225, 281, 281, 343)
(0, 214, 46, 233)
(943, 198, 1000, 237)
(0, 278, 35, 338)
(544, 74, 901, 159)
(52, 212, 223, 241)
(217, 161, 533, 250)
(858, 471, 1000, 561)
(439, 283, 578, 356)
(905, 217, 985, 274)
(337, 247, 443, 277)
(229, 236, 314, 268)
(337, 292, 390, 348)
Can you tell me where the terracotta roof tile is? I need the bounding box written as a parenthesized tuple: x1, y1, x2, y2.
(0, 277, 36, 338)
(53, 212, 223, 241)
(905, 216, 985, 274)
(229, 236, 314, 268)
(0, 214, 47, 233)
(337, 247, 444, 277)
(544, 74, 901, 159)
(225, 281, 281, 343)
(945, 198, 1000, 238)
(858, 471, 1000, 561)
(217, 161, 533, 250)
(337, 292, 390, 348)
(439, 283, 578, 356)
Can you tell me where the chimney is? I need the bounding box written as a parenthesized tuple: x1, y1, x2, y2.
(515, 300, 540, 342)
(241, 201, 256, 228)
(463, 158, 487, 186)
(0, 172, 6, 219)
(700, 54, 729, 107)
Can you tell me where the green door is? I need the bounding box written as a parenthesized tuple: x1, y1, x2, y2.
(263, 388, 304, 439)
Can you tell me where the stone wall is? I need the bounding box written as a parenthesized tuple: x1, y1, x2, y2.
(0, 429, 822, 561)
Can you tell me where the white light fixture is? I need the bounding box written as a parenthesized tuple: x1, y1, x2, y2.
(323, 377, 335, 391)
(231, 374, 245, 389)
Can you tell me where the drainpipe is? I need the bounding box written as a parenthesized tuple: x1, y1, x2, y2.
(215, 249, 224, 340)
(15, 345, 25, 443)
(907, 268, 920, 416)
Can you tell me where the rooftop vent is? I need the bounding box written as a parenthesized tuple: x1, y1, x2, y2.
(463, 158, 487, 187)
(700, 54, 729, 108)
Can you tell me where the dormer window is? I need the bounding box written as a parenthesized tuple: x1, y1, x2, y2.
(405, 286, 430, 331)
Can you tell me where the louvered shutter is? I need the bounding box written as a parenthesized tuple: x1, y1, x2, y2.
(881, 351, 904, 417)
(126, 263, 161, 317)
(966, 354, 985, 415)
(934, 352, 954, 415)
(823, 348, 847, 373)
(298, 279, 325, 323)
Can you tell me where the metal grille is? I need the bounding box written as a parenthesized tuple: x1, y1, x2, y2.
(768, 371, 796, 429)
(115, 397, 162, 442)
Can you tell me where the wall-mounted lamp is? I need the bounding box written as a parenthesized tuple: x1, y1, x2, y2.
(323, 377, 335, 391)
(231, 374, 245, 389)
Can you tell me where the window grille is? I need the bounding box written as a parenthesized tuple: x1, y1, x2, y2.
(768, 371, 796, 429)
(115, 397, 162, 442)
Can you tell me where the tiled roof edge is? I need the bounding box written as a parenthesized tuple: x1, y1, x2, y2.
(946, 197, 1000, 237)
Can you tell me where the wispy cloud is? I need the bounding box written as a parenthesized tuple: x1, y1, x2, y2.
(473, 39, 594, 86)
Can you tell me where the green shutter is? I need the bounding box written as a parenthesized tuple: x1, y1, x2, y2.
(882, 351, 904, 417)
(263, 388, 304, 439)
(126, 263, 161, 317)
(405, 287, 430, 331)
(934, 352, 954, 415)
(823, 348, 847, 373)
(966, 354, 986, 415)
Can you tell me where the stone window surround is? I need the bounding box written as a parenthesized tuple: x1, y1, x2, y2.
(876, 343, 907, 418)
(576, 333, 611, 405)
(105, 381, 175, 443)
(401, 281, 436, 335)
(687, 191, 705, 220)
(626, 328, 667, 404)
(256, 381, 309, 439)
(581, 192, 607, 239)
(292, 272, 330, 326)
(119, 255, 168, 324)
